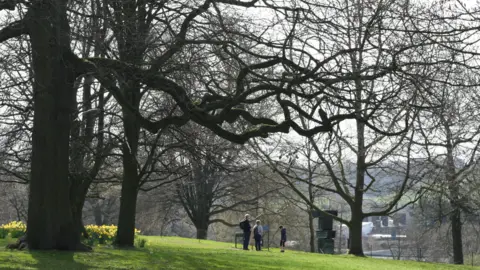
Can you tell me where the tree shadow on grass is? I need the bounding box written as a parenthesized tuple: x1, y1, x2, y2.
(94, 249, 153, 268)
(87, 247, 217, 269)
(29, 250, 91, 270)
(147, 247, 282, 270)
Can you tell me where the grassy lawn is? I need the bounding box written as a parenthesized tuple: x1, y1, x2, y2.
(0, 236, 477, 269)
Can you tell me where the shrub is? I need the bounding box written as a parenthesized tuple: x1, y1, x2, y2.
(0, 228, 7, 239)
(135, 238, 147, 248)
(0, 221, 26, 238)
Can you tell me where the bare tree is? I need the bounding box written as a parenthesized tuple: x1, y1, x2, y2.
(251, 0, 445, 256)
(413, 60, 480, 264)
(173, 125, 274, 239)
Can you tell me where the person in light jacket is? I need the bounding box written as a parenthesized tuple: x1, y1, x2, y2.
(252, 220, 264, 251)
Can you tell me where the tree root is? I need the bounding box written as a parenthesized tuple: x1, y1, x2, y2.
(76, 242, 93, 252)
(5, 234, 92, 251)
(6, 235, 27, 250)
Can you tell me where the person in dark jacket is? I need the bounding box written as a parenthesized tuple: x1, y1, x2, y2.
(240, 214, 251, 250)
(279, 225, 286, 252)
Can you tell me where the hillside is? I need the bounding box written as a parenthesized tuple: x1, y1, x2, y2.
(0, 237, 477, 269)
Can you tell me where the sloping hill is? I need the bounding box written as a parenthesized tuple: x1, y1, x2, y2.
(0, 237, 477, 269)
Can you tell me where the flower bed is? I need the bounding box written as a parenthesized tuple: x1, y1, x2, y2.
(0, 221, 141, 246)
(84, 224, 141, 245)
(0, 221, 26, 239)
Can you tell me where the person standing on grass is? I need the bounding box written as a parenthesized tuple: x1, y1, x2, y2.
(252, 220, 264, 251)
(240, 214, 252, 250)
(279, 225, 286, 252)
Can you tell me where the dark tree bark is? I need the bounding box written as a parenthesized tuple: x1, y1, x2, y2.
(450, 206, 463, 264)
(348, 207, 364, 256)
(69, 72, 109, 241)
(348, 100, 367, 256)
(308, 209, 315, 253)
(0, 0, 110, 250)
(115, 79, 142, 247)
(445, 128, 464, 264)
(115, 138, 140, 246)
(26, 0, 80, 250)
(195, 218, 209, 240)
(110, 0, 149, 247)
(307, 168, 315, 253)
(70, 177, 92, 239)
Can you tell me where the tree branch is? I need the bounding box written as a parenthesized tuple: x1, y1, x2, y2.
(0, 0, 15, 11)
(208, 218, 237, 227)
(0, 20, 28, 43)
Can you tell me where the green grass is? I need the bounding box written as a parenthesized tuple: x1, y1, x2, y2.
(0, 236, 477, 269)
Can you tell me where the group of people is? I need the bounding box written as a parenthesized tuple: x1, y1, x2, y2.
(239, 214, 286, 252)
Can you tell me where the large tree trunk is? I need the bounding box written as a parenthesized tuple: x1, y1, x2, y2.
(449, 182, 463, 264)
(444, 124, 464, 264)
(70, 179, 90, 239)
(73, 201, 87, 239)
(115, 164, 139, 246)
(348, 209, 364, 256)
(307, 173, 315, 253)
(194, 214, 210, 240)
(26, 0, 81, 250)
(450, 207, 463, 264)
(111, 1, 150, 247)
(348, 107, 366, 256)
(116, 181, 139, 246)
(196, 226, 208, 240)
(346, 74, 367, 256)
(115, 103, 140, 247)
(308, 210, 315, 253)
(68, 75, 102, 242)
